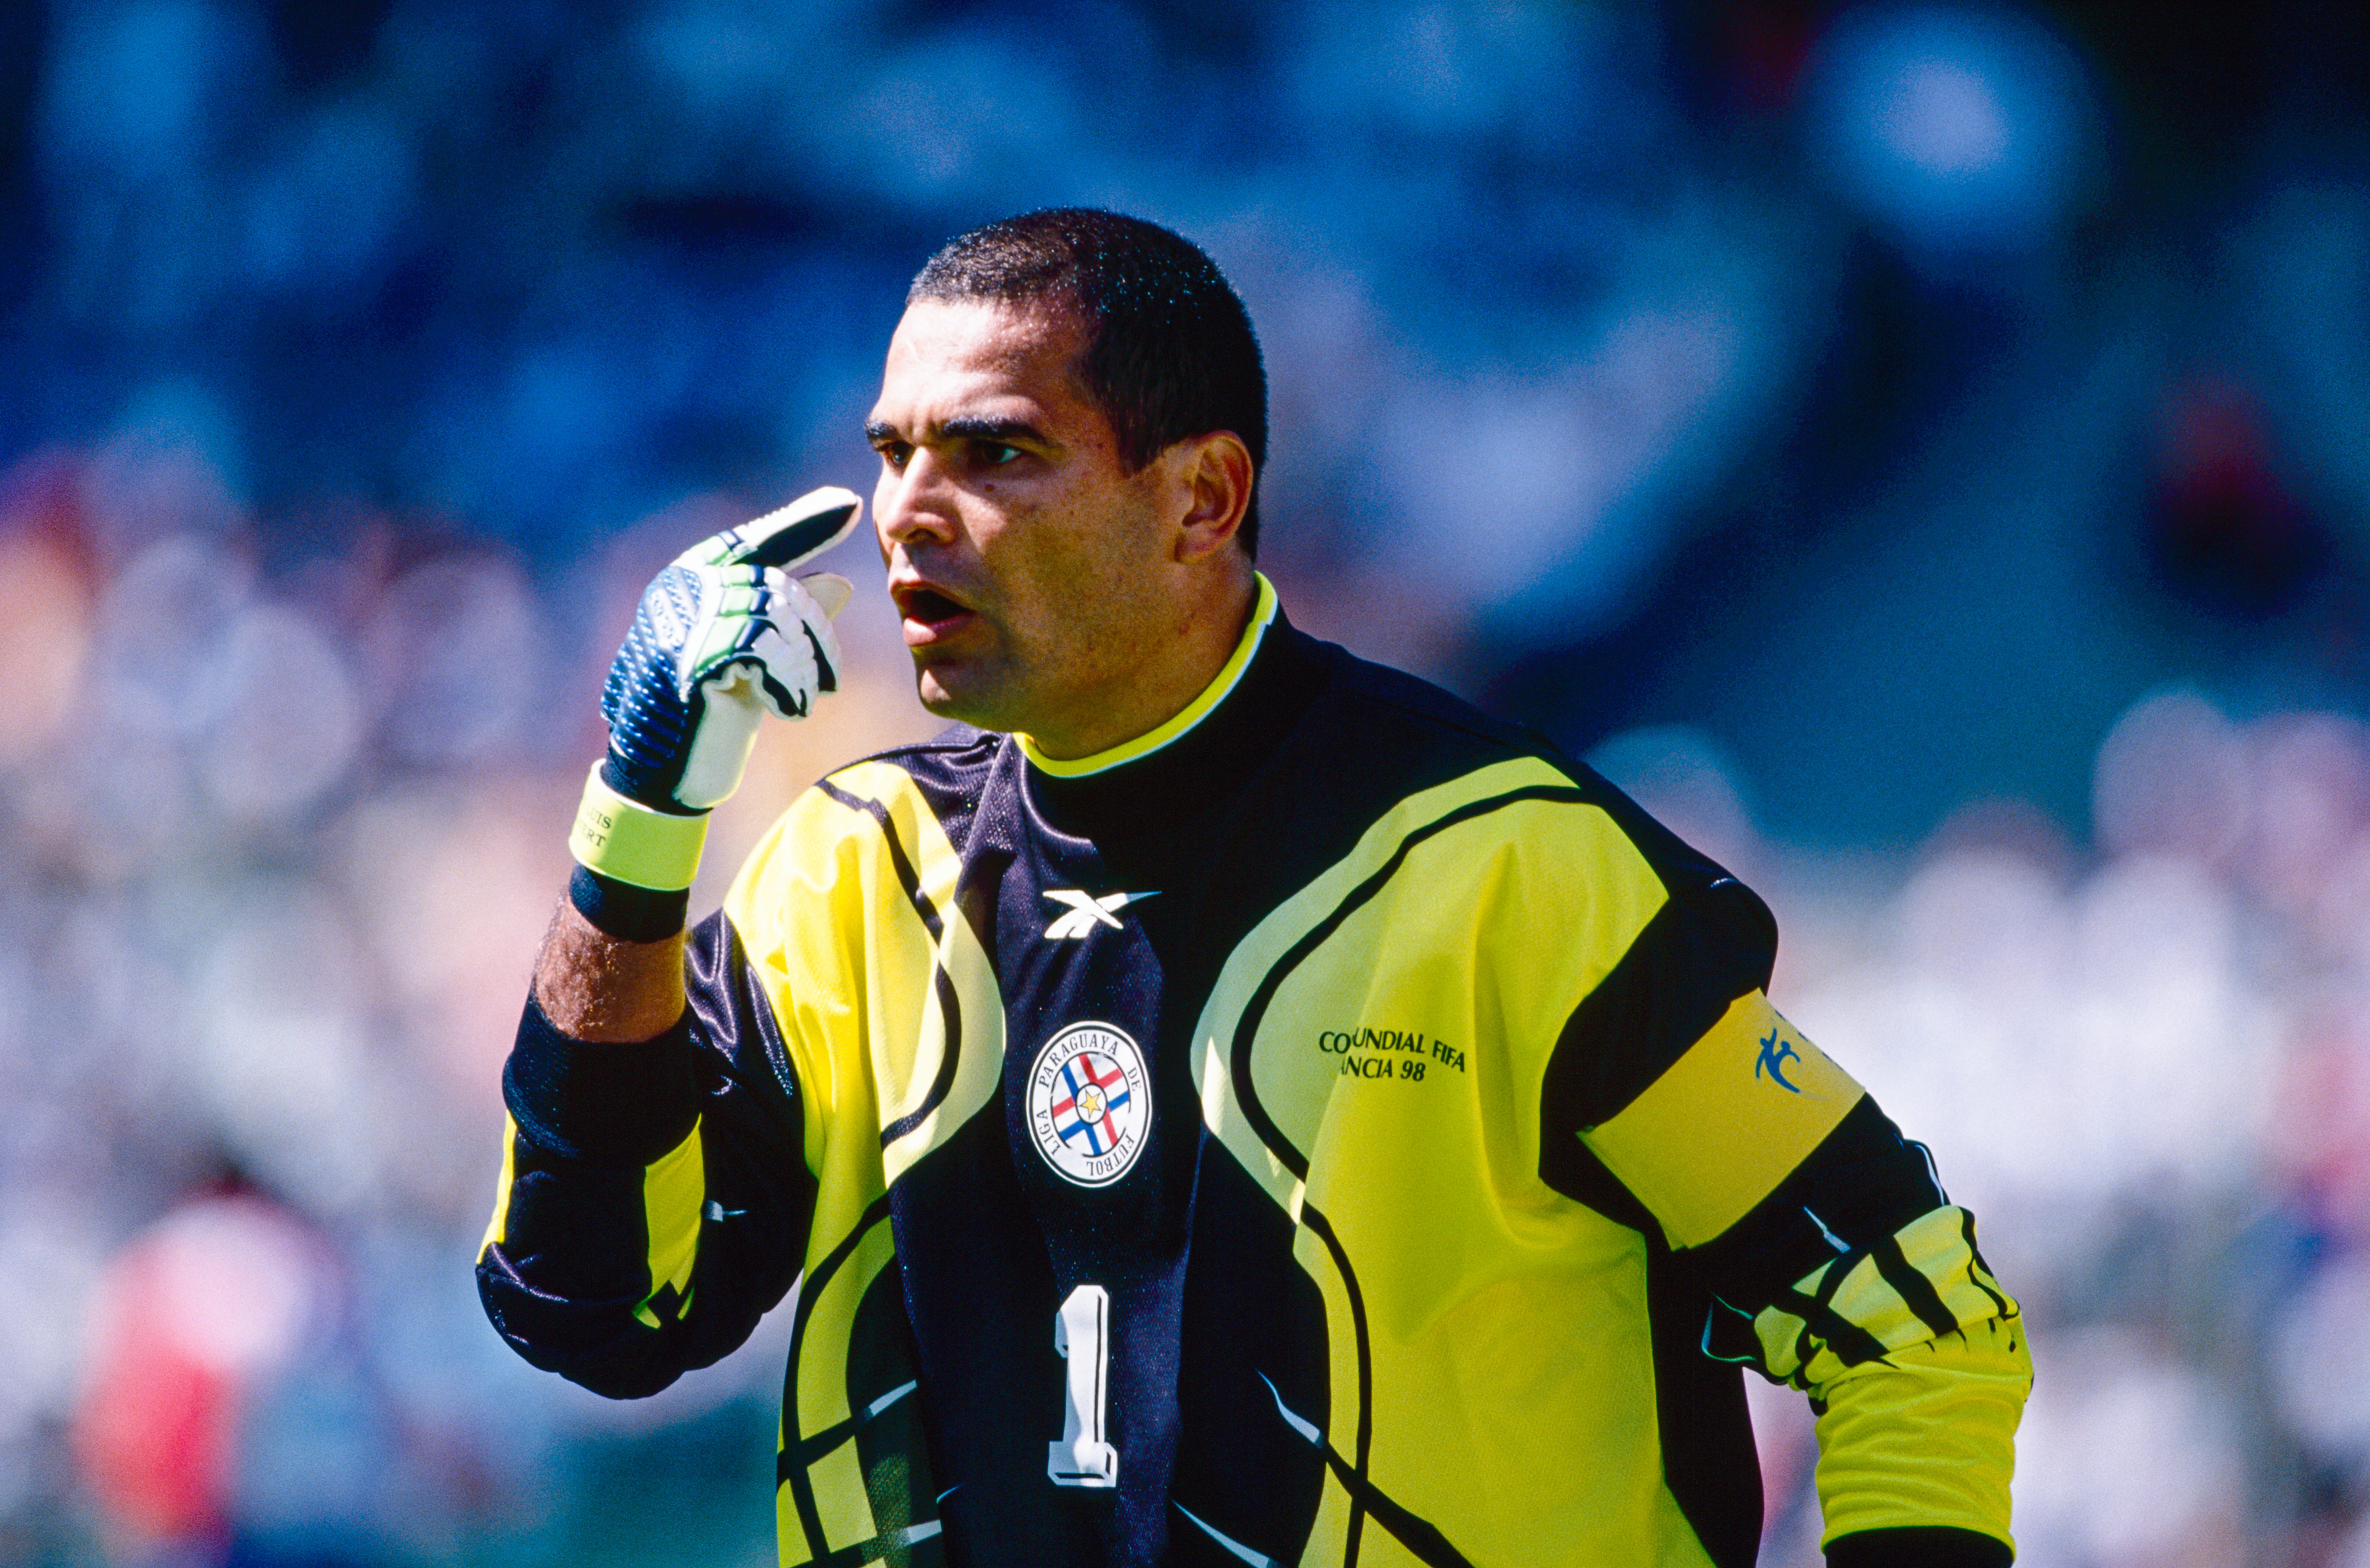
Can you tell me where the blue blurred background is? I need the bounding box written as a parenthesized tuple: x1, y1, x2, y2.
(2, 1, 2369, 1564)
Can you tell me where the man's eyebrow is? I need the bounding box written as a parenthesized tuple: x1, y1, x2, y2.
(863, 415, 1049, 448)
(939, 415, 1046, 446)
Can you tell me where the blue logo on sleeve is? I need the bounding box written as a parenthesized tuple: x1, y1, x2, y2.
(1754, 1028, 1803, 1093)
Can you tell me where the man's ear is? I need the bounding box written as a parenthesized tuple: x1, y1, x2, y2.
(1173, 431, 1255, 563)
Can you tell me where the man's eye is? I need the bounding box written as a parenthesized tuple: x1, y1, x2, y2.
(979, 442, 1022, 467)
(878, 443, 912, 471)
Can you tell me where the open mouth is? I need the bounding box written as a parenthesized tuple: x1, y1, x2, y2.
(903, 587, 967, 624)
(892, 580, 978, 646)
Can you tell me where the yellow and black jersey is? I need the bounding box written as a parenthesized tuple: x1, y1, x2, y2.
(480, 578, 2028, 1568)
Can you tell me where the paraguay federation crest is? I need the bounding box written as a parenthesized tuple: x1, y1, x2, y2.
(1027, 1022, 1152, 1188)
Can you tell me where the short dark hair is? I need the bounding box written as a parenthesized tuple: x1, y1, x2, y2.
(909, 209, 1269, 558)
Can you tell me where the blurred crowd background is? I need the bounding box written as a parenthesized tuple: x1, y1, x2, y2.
(0, 0, 2366, 1564)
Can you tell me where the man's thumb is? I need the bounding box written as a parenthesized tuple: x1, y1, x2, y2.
(799, 573, 855, 619)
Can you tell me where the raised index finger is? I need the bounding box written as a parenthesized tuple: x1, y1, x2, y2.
(684, 486, 865, 571)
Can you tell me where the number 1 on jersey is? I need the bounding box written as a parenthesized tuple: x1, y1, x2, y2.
(1048, 1284, 1119, 1487)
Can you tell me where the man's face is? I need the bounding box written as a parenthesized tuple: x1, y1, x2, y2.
(866, 297, 1181, 739)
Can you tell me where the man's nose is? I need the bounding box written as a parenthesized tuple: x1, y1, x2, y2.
(875, 450, 959, 548)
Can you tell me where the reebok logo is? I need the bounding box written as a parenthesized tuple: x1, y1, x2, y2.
(1041, 889, 1159, 940)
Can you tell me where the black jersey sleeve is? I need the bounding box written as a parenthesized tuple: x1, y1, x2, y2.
(476, 910, 815, 1399)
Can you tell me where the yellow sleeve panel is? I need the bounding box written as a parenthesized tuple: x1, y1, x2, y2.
(1750, 1205, 2029, 1552)
(1812, 1315, 2030, 1551)
(1583, 991, 1863, 1248)
(723, 762, 1004, 1226)
(724, 784, 888, 1185)
(634, 1119, 704, 1329)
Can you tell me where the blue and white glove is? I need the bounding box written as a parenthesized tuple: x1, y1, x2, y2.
(567, 487, 862, 911)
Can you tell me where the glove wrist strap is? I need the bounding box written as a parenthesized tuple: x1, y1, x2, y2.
(568, 762, 709, 891)
(568, 865, 690, 943)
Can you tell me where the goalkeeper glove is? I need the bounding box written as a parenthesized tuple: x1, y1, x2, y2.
(567, 487, 862, 928)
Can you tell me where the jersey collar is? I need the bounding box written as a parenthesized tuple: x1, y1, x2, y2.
(1017, 573, 1279, 780)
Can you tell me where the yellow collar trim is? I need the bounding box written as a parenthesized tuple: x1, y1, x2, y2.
(1020, 574, 1278, 779)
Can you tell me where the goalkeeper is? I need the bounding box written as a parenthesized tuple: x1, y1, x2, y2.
(479, 209, 2029, 1568)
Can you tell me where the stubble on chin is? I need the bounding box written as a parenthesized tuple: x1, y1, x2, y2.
(911, 654, 1017, 733)
(913, 662, 962, 719)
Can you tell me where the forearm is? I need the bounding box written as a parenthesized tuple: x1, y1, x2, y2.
(533, 890, 687, 1043)
(1744, 1202, 2028, 1559)
(484, 913, 816, 1397)
(1544, 877, 2026, 1559)
(1584, 1043, 2027, 1558)
(479, 983, 705, 1397)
